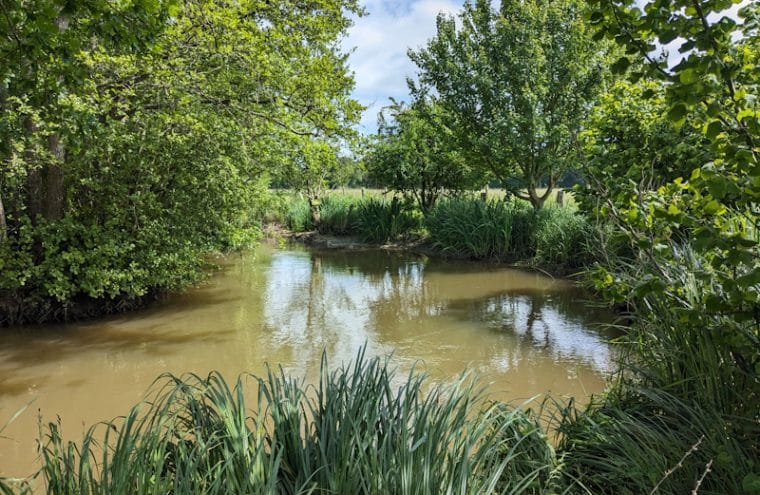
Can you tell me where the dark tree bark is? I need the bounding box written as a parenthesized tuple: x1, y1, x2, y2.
(0, 193, 7, 243)
(23, 117, 44, 224)
(22, 120, 66, 223)
(44, 133, 65, 221)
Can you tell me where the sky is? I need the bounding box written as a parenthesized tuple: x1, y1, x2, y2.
(342, 0, 749, 136)
(343, 0, 462, 134)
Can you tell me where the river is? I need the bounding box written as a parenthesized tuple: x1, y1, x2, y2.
(0, 242, 617, 478)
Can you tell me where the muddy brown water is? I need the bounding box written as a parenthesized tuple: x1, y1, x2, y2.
(0, 242, 618, 478)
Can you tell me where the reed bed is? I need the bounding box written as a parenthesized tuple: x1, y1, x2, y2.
(424, 198, 591, 271)
(352, 198, 422, 243)
(34, 350, 562, 494)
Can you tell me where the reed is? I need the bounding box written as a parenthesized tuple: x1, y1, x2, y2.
(424, 198, 590, 270)
(37, 349, 561, 494)
(558, 244, 760, 494)
(316, 196, 360, 235)
(352, 198, 421, 243)
(283, 198, 312, 232)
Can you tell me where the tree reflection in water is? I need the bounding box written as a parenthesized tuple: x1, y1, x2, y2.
(261, 246, 616, 383)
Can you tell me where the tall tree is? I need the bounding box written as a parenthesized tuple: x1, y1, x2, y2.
(366, 98, 481, 212)
(409, 0, 608, 209)
(0, 0, 362, 323)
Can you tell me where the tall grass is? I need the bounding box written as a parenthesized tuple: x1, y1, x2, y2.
(316, 196, 360, 235)
(37, 349, 562, 494)
(555, 379, 756, 494)
(352, 198, 422, 243)
(424, 198, 528, 259)
(283, 198, 312, 232)
(558, 244, 760, 494)
(424, 198, 591, 271)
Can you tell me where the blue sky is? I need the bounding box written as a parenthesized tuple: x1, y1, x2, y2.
(343, 0, 461, 134)
(342, 0, 749, 136)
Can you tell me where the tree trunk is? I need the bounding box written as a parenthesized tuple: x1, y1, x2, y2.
(527, 187, 547, 210)
(44, 133, 65, 221)
(24, 117, 44, 224)
(308, 197, 321, 227)
(0, 193, 7, 243)
(23, 119, 66, 223)
(0, 82, 6, 241)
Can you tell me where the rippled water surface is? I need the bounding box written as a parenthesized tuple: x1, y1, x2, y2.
(0, 242, 616, 476)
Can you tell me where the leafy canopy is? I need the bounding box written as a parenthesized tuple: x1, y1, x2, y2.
(365, 98, 481, 212)
(409, 0, 609, 209)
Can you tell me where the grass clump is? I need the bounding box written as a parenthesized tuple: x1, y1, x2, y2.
(424, 198, 528, 259)
(556, 385, 757, 495)
(316, 195, 360, 235)
(425, 198, 591, 271)
(560, 245, 760, 495)
(36, 349, 562, 494)
(353, 198, 422, 243)
(283, 197, 313, 232)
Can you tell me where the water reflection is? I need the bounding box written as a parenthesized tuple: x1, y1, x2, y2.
(258, 246, 616, 381)
(0, 243, 616, 477)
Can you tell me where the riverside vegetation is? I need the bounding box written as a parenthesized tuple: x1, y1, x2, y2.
(1, 0, 758, 492)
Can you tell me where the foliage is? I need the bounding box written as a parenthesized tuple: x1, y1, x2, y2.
(277, 138, 361, 226)
(365, 98, 482, 212)
(37, 350, 558, 494)
(532, 206, 595, 270)
(577, 79, 709, 214)
(409, 0, 609, 209)
(557, 385, 755, 495)
(557, 268, 759, 493)
(565, 0, 760, 492)
(584, 0, 760, 337)
(283, 197, 314, 233)
(0, 0, 362, 324)
(317, 195, 360, 235)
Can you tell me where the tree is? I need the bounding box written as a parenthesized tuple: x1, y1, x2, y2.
(409, 0, 609, 209)
(365, 98, 481, 212)
(585, 0, 759, 321)
(280, 137, 345, 226)
(0, 0, 363, 323)
(577, 79, 709, 214)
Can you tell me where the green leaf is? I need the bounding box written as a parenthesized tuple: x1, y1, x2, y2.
(704, 120, 723, 140)
(737, 108, 756, 121)
(667, 104, 688, 123)
(736, 268, 760, 288)
(611, 56, 632, 74)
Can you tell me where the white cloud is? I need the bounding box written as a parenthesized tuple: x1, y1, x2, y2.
(343, 0, 462, 134)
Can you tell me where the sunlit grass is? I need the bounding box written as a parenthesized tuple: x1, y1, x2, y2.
(36, 349, 564, 494)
